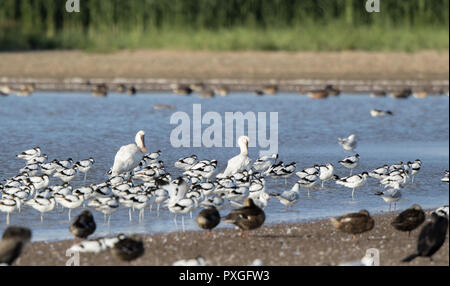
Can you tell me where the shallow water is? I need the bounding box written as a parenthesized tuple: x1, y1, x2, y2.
(0, 92, 448, 241)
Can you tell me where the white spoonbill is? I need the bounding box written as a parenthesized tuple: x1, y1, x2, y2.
(217, 136, 251, 178)
(111, 130, 148, 177)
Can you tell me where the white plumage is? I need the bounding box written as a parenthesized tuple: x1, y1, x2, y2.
(217, 136, 251, 178)
(111, 130, 148, 176)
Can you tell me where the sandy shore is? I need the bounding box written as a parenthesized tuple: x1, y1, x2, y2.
(13, 210, 448, 266)
(0, 50, 448, 93)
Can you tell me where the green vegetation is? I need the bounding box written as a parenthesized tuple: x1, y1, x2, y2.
(0, 0, 448, 52)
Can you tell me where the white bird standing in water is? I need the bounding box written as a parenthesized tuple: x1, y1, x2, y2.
(217, 136, 251, 178)
(111, 130, 148, 177)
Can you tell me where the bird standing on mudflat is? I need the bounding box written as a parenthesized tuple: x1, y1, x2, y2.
(196, 205, 221, 236)
(402, 212, 448, 263)
(111, 234, 145, 262)
(391, 205, 425, 236)
(223, 198, 265, 238)
(330, 209, 375, 240)
(70, 210, 96, 240)
(0, 226, 32, 266)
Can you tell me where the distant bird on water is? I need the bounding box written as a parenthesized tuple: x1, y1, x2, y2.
(0, 226, 32, 266)
(70, 210, 96, 240)
(402, 212, 448, 262)
(391, 205, 425, 236)
(195, 206, 221, 236)
(330, 210, 375, 240)
(223, 198, 265, 238)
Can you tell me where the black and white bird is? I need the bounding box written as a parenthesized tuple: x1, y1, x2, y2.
(368, 165, 389, 180)
(370, 109, 393, 117)
(402, 212, 448, 262)
(252, 153, 278, 172)
(339, 154, 359, 175)
(25, 174, 50, 190)
(441, 171, 449, 183)
(75, 158, 95, 182)
(17, 147, 41, 161)
(409, 159, 421, 183)
(54, 166, 78, 183)
(335, 172, 369, 200)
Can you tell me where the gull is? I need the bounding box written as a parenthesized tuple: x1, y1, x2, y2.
(339, 154, 359, 175)
(375, 188, 402, 211)
(272, 182, 300, 211)
(338, 134, 357, 151)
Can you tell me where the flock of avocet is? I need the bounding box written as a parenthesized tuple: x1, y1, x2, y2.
(0, 130, 449, 233)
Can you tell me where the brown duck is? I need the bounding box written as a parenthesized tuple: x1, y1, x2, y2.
(196, 206, 221, 236)
(0, 226, 32, 266)
(70, 210, 96, 240)
(223, 198, 265, 237)
(391, 204, 425, 236)
(330, 209, 375, 240)
(111, 234, 145, 262)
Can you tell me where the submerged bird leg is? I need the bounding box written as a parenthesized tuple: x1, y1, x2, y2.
(41, 213, 44, 223)
(104, 213, 107, 224)
(182, 215, 185, 232)
(157, 204, 160, 217)
(350, 169, 353, 176)
(190, 211, 193, 219)
(149, 203, 153, 214)
(173, 215, 178, 230)
(83, 172, 87, 183)
(129, 208, 132, 222)
(351, 189, 355, 200)
(321, 181, 324, 189)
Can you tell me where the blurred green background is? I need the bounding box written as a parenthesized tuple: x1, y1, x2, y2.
(0, 0, 448, 52)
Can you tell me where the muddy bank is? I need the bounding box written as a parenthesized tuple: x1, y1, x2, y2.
(13, 210, 449, 266)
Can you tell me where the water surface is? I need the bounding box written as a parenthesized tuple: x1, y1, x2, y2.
(0, 92, 448, 241)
